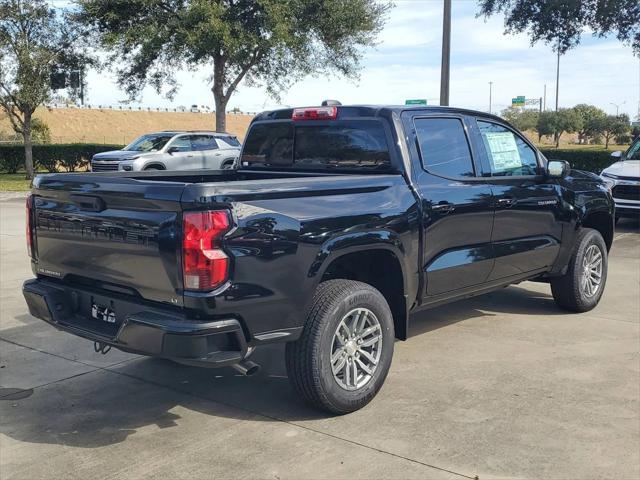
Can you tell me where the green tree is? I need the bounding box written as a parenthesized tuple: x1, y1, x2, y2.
(478, 0, 640, 54)
(536, 108, 582, 148)
(501, 107, 539, 132)
(590, 114, 631, 149)
(30, 117, 50, 143)
(0, 0, 88, 178)
(78, 0, 391, 132)
(572, 104, 606, 144)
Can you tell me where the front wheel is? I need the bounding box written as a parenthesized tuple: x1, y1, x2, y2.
(285, 279, 395, 414)
(551, 228, 608, 312)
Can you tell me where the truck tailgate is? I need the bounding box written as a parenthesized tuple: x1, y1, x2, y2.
(32, 174, 186, 306)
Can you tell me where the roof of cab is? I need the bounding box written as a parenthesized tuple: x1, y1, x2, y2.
(252, 104, 507, 124)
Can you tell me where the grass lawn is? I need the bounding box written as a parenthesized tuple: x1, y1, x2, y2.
(0, 173, 32, 191)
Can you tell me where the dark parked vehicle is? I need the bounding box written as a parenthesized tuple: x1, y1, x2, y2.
(23, 104, 614, 414)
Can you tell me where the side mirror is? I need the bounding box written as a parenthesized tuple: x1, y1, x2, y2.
(610, 150, 623, 160)
(547, 160, 570, 178)
(167, 146, 180, 154)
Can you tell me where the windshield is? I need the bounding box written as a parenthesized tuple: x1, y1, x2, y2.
(125, 134, 174, 152)
(626, 138, 640, 160)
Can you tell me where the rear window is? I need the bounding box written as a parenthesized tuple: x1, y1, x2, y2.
(241, 120, 391, 171)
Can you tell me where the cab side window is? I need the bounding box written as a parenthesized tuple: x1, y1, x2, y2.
(191, 135, 218, 151)
(218, 135, 241, 148)
(477, 120, 539, 176)
(169, 136, 192, 152)
(414, 117, 475, 178)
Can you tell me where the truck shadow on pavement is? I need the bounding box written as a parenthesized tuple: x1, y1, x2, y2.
(409, 283, 563, 336)
(0, 283, 569, 449)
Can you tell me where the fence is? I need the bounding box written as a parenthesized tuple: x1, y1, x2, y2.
(43, 103, 259, 115)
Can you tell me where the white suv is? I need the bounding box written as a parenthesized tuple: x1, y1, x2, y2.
(91, 131, 241, 172)
(601, 137, 640, 220)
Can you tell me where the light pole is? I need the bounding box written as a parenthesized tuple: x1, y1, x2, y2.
(555, 50, 560, 111)
(610, 101, 626, 116)
(488, 81, 493, 114)
(439, 0, 451, 106)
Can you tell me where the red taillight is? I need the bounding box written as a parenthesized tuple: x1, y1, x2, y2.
(26, 195, 33, 258)
(292, 106, 337, 121)
(182, 210, 230, 291)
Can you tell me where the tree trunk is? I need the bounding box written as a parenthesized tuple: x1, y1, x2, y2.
(23, 110, 34, 180)
(554, 132, 560, 148)
(214, 93, 227, 133)
(605, 134, 610, 149)
(212, 55, 227, 133)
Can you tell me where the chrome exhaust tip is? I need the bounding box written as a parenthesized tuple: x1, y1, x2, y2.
(231, 360, 261, 376)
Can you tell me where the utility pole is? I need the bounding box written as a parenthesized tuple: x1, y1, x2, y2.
(543, 84, 546, 111)
(488, 81, 493, 114)
(80, 68, 85, 106)
(637, 57, 640, 120)
(555, 50, 560, 112)
(439, 0, 451, 107)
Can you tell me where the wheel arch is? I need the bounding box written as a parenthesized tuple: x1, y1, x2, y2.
(311, 237, 409, 340)
(580, 209, 614, 251)
(143, 162, 166, 170)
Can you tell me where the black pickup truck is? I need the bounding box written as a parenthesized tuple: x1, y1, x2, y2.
(23, 104, 614, 414)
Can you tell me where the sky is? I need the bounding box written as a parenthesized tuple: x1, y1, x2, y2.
(78, 0, 640, 119)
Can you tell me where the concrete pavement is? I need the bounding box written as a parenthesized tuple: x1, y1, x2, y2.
(1, 196, 639, 480)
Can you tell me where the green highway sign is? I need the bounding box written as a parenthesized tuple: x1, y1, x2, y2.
(632, 121, 640, 127)
(511, 95, 525, 107)
(405, 99, 427, 105)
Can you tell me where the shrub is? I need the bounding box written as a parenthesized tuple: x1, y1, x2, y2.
(540, 148, 617, 174)
(0, 143, 123, 173)
(31, 118, 52, 144)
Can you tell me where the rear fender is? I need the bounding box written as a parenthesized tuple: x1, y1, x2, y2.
(306, 230, 410, 339)
(308, 230, 406, 281)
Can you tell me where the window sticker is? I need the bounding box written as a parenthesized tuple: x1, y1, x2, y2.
(484, 131, 521, 172)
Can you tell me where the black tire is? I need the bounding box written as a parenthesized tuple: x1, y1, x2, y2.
(285, 279, 395, 414)
(551, 228, 608, 312)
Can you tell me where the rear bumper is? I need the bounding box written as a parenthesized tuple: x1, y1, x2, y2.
(22, 278, 249, 367)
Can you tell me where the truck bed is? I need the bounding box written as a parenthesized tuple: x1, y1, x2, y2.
(30, 169, 415, 329)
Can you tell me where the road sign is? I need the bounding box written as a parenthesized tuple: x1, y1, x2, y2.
(511, 96, 525, 107)
(405, 99, 427, 105)
(631, 121, 640, 127)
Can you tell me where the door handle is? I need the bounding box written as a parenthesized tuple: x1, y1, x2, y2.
(432, 202, 455, 214)
(497, 197, 516, 208)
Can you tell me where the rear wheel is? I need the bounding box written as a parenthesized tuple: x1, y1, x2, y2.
(551, 228, 608, 312)
(285, 279, 394, 414)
